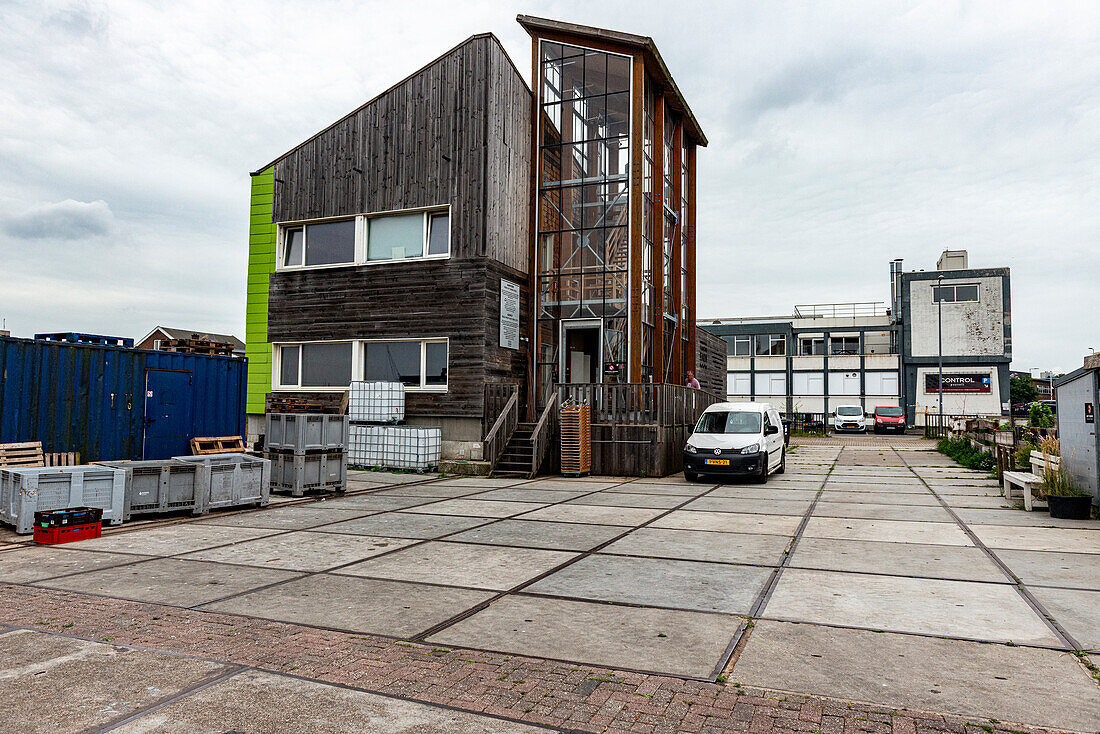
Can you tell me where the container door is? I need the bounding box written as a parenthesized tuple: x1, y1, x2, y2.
(143, 370, 194, 460)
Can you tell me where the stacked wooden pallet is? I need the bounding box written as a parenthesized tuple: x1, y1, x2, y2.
(190, 436, 246, 455)
(560, 403, 591, 477)
(0, 441, 81, 469)
(159, 336, 235, 356)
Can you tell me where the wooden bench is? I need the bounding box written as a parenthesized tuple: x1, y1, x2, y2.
(0, 441, 81, 469)
(1002, 471, 1046, 511)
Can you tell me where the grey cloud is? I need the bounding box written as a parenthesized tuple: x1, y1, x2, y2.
(2, 199, 114, 240)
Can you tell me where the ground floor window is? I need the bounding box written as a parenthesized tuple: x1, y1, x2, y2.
(273, 338, 448, 392)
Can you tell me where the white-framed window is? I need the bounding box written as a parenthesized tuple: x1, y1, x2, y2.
(755, 334, 786, 356)
(277, 207, 450, 270)
(275, 341, 354, 389)
(798, 337, 824, 356)
(272, 338, 448, 392)
(828, 371, 861, 395)
(793, 372, 824, 395)
(829, 335, 860, 355)
(363, 338, 448, 391)
(727, 372, 751, 395)
(865, 372, 899, 396)
(755, 372, 786, 396)
(730, 335, 751, 356)
(932, 283, 979, 303)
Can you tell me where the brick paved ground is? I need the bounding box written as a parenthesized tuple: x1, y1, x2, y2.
(0, 584, 1068, 734)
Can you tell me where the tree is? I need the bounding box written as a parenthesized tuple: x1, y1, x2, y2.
(1010, 375, 1038, 405)
(1028, 401, 1054, 428)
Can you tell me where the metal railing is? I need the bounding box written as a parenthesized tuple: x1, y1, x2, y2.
(794, 302, 888, 319)
(781, 412, 827, 436)
(482, 390, 518, 473)
(529, 392, 559, 476)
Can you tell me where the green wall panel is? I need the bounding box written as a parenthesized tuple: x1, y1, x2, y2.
(245, 167, 276, 415)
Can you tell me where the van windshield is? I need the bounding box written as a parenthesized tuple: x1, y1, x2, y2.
(695, 411, 762, 434)
(876, 407, 904, 417)
(837, 406, 863, 417)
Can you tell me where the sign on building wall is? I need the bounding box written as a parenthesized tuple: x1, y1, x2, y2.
(925, 373, 992, 393)
(500, 279, 520, 351)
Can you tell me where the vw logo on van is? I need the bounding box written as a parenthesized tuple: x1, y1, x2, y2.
(714, 448, 721, 455)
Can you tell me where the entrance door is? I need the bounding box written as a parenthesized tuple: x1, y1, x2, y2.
(143, 370, 194, 459)
(561, 320, 602, 384)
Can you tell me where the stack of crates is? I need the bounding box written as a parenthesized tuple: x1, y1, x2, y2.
(348, 382, 441, 472)
(560, 402, 592, 477)
(264, 414, 348, 496)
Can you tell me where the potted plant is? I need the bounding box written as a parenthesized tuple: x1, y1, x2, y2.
(1036, 438, 1092, 520)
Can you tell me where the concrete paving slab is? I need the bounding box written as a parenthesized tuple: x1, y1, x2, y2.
(954, 508, 1097, 528)
(732, 620, 1100, 732)
(0, 629, 231, 734)
(369, 484, 490, 498)
(180, 531, 416, 572)
(972, 525, 1100, 553)
(939, 496, 1017, 509)
(112, 668, 544, 733)
(195, 505, 368, 530)
(679, 496, 813, 516)
(316, 495, 438, 511)
(515, 503, 665, 526)
(528, 554, 773, 614)
(403, 498, 547, 517)
(65, 525, 280, 556)
(38, 557, 303, 606)
(523, 479, 626, 491)
(822, 483, 928, 495)
(428, 594, 741, 678)
(601, 526, 790, 565)
(652, 510, 803, 536)
(567, 491, 685, 509)
(445, 519, 624, 551)
(603, 483, 700, 495)
(431, 477, 533, 488)
(471, 487, 593, 502)
(707, 487, 819, 500)
(1026, 586, 1100, 650)
(201, 573, 493, 637)
(348, 471, 440, 484)
(338, 541, 577, 590)
(802, 517, 973, 546)
(787, 537, 1007, 582)
(765, 568, 1061, 645)
(0, 547, 153, 583)
(313, 511, 494, 539)
(811, 502, 954, 522)
(997, 549, 1100, 590)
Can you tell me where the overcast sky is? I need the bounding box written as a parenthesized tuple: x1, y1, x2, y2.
(1, 0, 1096, 372)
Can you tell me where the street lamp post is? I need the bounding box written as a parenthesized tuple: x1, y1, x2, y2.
(937, 274, 944, 432)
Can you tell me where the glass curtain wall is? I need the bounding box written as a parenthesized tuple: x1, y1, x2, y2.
(640, 76, 656, 383)
(537, 41, 632, 404)
(681, 144, 690, 341)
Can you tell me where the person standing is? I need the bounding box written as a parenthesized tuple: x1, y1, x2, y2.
(685, 371, 700, 389)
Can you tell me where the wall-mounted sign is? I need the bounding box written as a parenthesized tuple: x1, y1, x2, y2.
(925, 373, 992, 394)
(1087, 402, 1095, 424)
(499, 279, 521, 351)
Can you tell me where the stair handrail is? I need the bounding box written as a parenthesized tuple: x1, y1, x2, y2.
(529, 391, 560, 476)
(483, 390, 519, 473)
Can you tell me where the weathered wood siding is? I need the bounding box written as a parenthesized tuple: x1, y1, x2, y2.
(264, 34, 532, 424)
(695, 326, 726, 396)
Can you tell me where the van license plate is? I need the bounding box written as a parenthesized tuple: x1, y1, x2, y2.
(705, 459, 729, 466)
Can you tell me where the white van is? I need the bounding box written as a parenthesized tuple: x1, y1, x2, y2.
(683, 402, 785, 483)
(832, 404, 867, 433)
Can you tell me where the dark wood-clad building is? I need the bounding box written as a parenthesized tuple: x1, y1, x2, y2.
(246, 17, 706, 462)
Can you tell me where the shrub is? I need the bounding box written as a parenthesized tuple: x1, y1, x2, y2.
(936, 436, 996, 472)
(1015, 441, 1037, 471)
(1028, 402, 1054, 428)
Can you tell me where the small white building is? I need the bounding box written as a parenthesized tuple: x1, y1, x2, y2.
(1054, 355, 1099, 507)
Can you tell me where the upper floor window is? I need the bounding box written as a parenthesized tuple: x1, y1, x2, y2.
(730, 335, 751, 356)
(277, 208, 449, 270)
(932, 284, 978, 303)
(830, 336, 860, 355)
(755, 334, 786, 356)
(799, 337, 824, 356)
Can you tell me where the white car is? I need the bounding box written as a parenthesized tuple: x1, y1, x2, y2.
(833, 405, 867, 433)
(683, 402, 786, 483)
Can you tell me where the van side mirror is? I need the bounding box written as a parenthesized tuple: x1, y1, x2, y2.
(765, 425, 779, 435)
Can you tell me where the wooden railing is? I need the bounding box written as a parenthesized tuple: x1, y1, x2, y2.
(483, 390, 518, 473)
(555, 383, 722, 428)
(530, 392, 560, 476)
(484, 383, 519, 436)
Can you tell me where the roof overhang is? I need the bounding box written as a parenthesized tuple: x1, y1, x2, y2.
(517, 15, 707, 147)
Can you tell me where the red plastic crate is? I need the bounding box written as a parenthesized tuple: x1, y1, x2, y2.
(33, 522, 102, 545)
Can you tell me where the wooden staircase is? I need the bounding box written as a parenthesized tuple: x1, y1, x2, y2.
(493, 422, 536, 478)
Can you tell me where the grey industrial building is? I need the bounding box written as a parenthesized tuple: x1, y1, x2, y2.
(1054, 355, 1099, 506)
(700, 250, 1012, 426)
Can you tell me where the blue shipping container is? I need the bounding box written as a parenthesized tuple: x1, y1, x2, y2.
(0, 335, 246, 461)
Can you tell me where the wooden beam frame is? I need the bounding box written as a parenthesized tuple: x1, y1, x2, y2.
(685, 142, 698, 374)
(670, 115, 684, 383)
(628, 56, 645, 383)
(652, 95, 665, 384)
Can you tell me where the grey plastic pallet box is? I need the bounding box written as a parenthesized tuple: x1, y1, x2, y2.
(173, 453, 270, 510)
(94, 459, 211, 520)
(265, 414, 349, 453)
(266, 450, 347, 496)
(1, 465, 126, 534)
